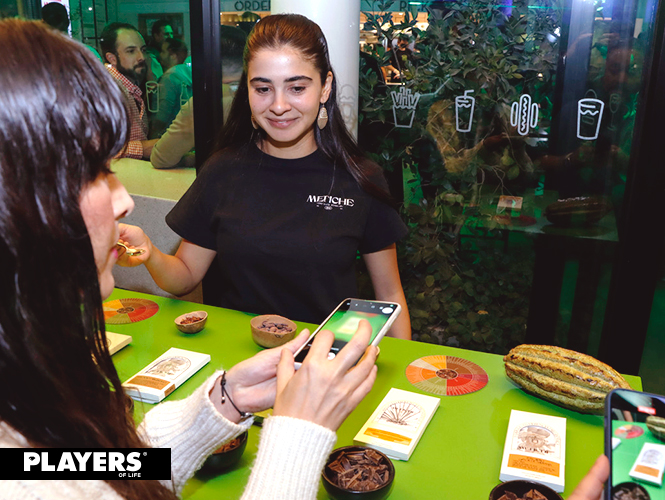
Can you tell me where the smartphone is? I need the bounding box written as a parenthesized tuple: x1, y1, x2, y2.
(293, 298, 401, 365)
(605, 388, 665, 499)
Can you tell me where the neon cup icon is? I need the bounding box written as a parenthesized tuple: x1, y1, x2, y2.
(510, 94, 539, 136)
(455, 90, 476, 132)
(577, 98, 605, 140)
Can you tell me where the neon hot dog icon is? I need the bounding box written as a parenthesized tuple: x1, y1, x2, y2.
(510, 94, 539, 136)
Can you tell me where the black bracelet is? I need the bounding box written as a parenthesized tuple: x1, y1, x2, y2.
(220, 371, 252, 419)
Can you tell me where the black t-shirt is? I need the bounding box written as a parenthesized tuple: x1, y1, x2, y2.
(166, 144, 408, 323)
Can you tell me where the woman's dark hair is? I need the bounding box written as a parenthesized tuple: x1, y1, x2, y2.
(0, 19, 175, 500)
(215, 14, 393, 205)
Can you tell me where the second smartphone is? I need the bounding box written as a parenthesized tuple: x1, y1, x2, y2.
(293, 298, 401, 365)
(605, 387, 665, 499)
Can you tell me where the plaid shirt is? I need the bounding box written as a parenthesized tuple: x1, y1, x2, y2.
(106, 64, 148, 159)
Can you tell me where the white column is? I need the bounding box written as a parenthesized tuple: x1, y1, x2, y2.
(270, 0, 360, 137)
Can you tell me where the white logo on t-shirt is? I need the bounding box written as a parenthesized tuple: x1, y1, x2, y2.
(307, 194, 355, 211)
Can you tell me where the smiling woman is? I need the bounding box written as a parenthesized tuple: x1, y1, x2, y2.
(247, 47, 333, 158)
(119, 14, 412, 339)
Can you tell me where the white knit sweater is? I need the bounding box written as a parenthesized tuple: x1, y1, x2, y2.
(0, 371, 337, 499)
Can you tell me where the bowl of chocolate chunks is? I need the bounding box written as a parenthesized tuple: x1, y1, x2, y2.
(489, 480, 563, 500)
(322, 446, 395, 500)
(611, 482, 650, 500)
(197, 431, 248, 476)
(250, 314, 297, 348)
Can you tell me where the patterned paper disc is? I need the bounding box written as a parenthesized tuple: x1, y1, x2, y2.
(614, 425, 644, 439)
(103, 298, 159, 325)
(405, 355, 489, 396)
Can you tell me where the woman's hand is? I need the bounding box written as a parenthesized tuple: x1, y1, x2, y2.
(211, 330, 310, 422)
(568, 455, 610, 500)
(272, 320, 379, 431)
(116, 223, 151, 266)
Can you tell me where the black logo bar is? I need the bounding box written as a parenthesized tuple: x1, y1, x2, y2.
(0, 448, 171, 480)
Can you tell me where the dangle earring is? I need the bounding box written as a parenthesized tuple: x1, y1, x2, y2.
(251, 115, 259, 130)
(317, 105, 329, 130)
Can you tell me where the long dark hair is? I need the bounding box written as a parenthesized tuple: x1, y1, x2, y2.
(216, 14, 393, 205)
(0, 19, 175, 500)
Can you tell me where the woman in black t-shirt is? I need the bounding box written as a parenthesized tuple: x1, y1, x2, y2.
(119, 14, 411, 339)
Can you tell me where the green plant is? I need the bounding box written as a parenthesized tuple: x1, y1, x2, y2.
(359, 0, 562, 353)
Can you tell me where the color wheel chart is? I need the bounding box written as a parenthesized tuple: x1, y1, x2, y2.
(614, 425, 644, 439)
(103, 298, 159, 325)
(405, 355, 489, 396)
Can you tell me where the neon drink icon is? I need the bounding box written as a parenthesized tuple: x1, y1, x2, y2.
(455, 90, 476, 132)
(510, 94, 539, 136)
(577, 98, 605, 140)
(146, 81, 159, 113)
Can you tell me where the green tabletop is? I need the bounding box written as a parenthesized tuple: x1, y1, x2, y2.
(106, 289, 642, 500)
(611, 421, 665, 497)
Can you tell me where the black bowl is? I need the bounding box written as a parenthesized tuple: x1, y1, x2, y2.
(321, 446, 395, 500)
(611, 482, 650, 500)
(197, 431, 248, 475)
(489, 480, 563, 500)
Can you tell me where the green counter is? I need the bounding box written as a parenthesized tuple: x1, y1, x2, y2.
(106, 289, 642, 500)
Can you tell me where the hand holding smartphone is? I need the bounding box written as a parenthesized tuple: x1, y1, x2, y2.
(604, 388, 665, 500)
(293, 298, 401, 366)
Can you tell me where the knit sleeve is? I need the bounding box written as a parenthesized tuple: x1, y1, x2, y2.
(137, 370, 253, 495)
(241, 416, 337, 500)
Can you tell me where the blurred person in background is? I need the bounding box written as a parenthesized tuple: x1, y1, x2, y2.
(100, 22, 157, 159)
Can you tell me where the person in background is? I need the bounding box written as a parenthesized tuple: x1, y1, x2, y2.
(41, 1, 103, 61)
(150, 24, 246, 169)
(382, 33, 415, 82)
(237, 10, 260, 35)
(150, 37, 192, 138)
(100, 22, 158, 160)
(41, 2, 68, 32)
(159, 37, 188, 73)
(0, 18, 379, 500)
(121, 14, 412, 339)
(145, 19, 173, 81)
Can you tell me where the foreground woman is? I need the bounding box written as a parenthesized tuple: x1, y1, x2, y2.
(0, 19, 377, 499)
(120, 14, 412, 339)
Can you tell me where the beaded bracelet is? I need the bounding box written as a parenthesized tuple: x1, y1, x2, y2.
(220, 371, 252, 419)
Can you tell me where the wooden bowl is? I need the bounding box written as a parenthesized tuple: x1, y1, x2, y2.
(174, 311, 208, 334)
(250, 314, 296, 348)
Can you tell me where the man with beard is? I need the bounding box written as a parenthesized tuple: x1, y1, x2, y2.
(100, 22, 158, 159)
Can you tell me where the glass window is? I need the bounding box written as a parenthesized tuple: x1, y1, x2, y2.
(359, 0, 653, 357)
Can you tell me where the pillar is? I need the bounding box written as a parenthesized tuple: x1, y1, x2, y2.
(271, 0, 360, 137)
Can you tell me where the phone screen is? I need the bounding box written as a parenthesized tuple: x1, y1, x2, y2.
(606, 388, 665, 500)
(293, 299, 398, 363)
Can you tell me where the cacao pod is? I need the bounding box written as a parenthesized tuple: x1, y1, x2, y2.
(646, 416, 665, 442)
(544, 196, 612, 227)
(504, 344, 631, 414)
